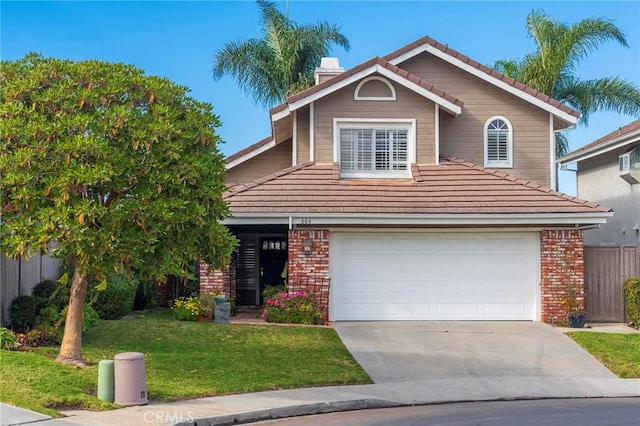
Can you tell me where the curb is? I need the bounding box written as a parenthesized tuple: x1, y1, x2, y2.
(177, 399, 402, 426)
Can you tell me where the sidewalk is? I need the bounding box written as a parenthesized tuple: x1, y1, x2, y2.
(3, 375, 639, 425)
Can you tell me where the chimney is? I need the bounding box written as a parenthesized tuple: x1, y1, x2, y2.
(314, 57, 344, 85)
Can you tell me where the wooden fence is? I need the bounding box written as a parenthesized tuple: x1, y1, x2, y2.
(584, 246, 640, 322)
(1, 254, 61, 325)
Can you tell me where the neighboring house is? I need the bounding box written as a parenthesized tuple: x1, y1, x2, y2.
(559, 120, 640, 322)
(201, 36, 612, 324)
(559, 120, 640, 247)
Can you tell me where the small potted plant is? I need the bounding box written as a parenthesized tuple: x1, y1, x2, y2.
(213, 289, 226, 305)
(197, 293, 216, 321)
(562, 284, 586, 328)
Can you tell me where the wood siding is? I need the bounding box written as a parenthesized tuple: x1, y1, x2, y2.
(401, 53, 551, 187)
(296, 107, 310, 164)
(226, 139, 292, 184)
(313, 78, 436, 164)
(584, 246, 640, 322)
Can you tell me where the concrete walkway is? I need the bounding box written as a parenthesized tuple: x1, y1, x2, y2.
(3, 323, 639, 426)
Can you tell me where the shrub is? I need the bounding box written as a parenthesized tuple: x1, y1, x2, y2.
(9, 295, 36, 332)
(262, 285, 285, 306)
(0, 327, 17, 350)
(26, 324, 60, 346)
(261, 292, 323, 325)
(198, 292, 217, 318)
(32, 279, 70, 313)
(92, 273, 139, 320)
(625, 277, 640, 329)
(173, 296, 199, 321)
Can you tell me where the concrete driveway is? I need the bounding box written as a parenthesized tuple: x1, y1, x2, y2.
(332, 322, 617, 383)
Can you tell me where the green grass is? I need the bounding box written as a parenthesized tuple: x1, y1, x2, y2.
(0, 309, 371, 416)
(568, 332, 640, 378)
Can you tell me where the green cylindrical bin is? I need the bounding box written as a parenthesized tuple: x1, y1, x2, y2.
(97, 359, 115, 402)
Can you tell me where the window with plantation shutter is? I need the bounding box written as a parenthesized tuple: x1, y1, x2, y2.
(484, 117, 513, 168)
(339, 126, 410, 177)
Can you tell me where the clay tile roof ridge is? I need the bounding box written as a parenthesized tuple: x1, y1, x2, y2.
(224, 161, 316, 198)
(443, 156, 611, 212)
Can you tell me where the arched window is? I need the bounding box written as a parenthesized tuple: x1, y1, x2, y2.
(354, 76, 396, 101)
(484, 116, 513, 168)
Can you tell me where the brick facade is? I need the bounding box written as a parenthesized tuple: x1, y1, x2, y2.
(199, 255, 234, 298)
(287, 229, 331, 318)
(540, 229, 585, 324)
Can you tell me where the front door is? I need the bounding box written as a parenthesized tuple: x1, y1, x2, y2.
(259, 237, 288, 305)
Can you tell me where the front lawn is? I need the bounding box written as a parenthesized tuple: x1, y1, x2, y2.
(568, 332, 640, 378)
(0, 309, 371, 417)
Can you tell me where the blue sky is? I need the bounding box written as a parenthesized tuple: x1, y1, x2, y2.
(2, 1, 639, 194)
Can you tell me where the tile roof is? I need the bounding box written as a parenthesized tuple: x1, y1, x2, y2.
(224, 158, 610, 215)
(269, 57, 463, 117)
(382, 36, 580, 118)
(561, 119, 640, 161)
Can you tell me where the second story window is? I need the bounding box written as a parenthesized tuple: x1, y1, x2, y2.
(484, 117, 513, 168)
(338, 125, 412, 177)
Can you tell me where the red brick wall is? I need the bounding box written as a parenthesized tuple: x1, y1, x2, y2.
(288, 229, 331, 318)
(199, 258, 231, 297)
(540, 229, 584, 324)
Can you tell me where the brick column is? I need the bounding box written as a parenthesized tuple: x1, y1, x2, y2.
(288, 229, 330, 319)
(199, 258, 231, 297)
(540, 229, 584, 324)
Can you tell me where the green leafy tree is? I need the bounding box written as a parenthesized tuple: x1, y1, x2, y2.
(0, 54, 236, 364)
(494, 9, 640, 156)
(213, 0, 350, 107)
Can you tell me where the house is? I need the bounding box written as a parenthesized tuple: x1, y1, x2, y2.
(558, 120, 640, 322)
(559, 120, 640, 247)
(201, 36, 612, 324)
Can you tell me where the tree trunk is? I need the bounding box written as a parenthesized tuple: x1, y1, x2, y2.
(56, 268, 89, 365)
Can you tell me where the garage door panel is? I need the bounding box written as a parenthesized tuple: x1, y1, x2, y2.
(437, 303, 480, 316)
(330, 232, 538, 321)
(485, 303, 528, 316)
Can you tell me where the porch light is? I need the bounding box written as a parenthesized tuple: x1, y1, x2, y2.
(303, 239, 313, 256)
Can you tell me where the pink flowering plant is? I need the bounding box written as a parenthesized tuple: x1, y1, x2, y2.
(261, 291, 323, 325)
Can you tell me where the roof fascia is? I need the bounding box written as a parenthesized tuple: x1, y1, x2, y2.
(225, 139, 276, 170)
(224, 212, 612, 226)
(388, 44, 578, 124)
(559, 130, 640, 165)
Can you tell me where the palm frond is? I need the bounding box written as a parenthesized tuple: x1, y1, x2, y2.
(212, 0, 350, 108)
(556, 77, 640, 125)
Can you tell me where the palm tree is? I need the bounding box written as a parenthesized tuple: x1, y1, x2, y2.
(494, 9, 640, 156)
(213, 0, 350, 107)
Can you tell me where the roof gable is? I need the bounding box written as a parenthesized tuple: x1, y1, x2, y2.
(383, 36, 580, 124)
(270, 57, 463, 122)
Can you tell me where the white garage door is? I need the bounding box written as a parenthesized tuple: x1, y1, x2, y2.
(330, 232, 539, 321)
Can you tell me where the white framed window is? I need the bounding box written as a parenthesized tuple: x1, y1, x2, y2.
(334, 119, 415, 178)
(484, 116, 513, 168)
